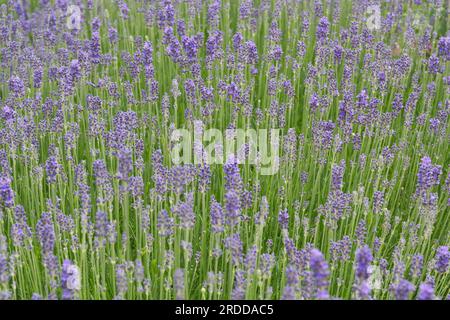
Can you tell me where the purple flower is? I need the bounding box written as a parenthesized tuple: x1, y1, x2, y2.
(244, 245, 258, 274)
(270, 45, 283, 61)
(94, 211, 116, 247)
(334, 44, 343, 62)
(90, 31, 101, 64)
(115, 264, 128, 298)
(164, 27, 182, 63)
(210, 196, 224, 233)
(309, 248, 329, 299)
(152, 150, 168, 196)
(0, 175, 14, 208)
(373, 191, 384, 214)
(231, 270, 246, 300)
(0, 236, 9, 284)
(437, 36, 450, 61)
(117, 148, 133, 181)
(331, 161, 345, 190)
(182, 35, 200, 61)
(435, 246, 449, 273)
(118, 0, 129, 19)
(321, 189, 353, 221)
(316, 17, 330, 41)
(224, 233, 243, 266)
(416, 156, 442, 197)
(417, 283, 434, 300)
(207, 0, 221, 27)
(34, 67, 43, 88)
(8, 76, 25, 97)
(260, 253, 275, 278)
(278, 209, 289, 229)
(356, 246, 373, 280)
(109, 26, 118, 44)
(233, 32, 243, 51)
(86, 95, 102, 113)
(285, 264, 299, 287)
(428, 55, 440, 74)
(36, 212, 58, 276)
(393, 279, 414, 300)
(243, 41, 258, 65)
(224, 160, 242, 193)
(282, 285, 296, 300)
(11, 205, 32, 246)
(330, 236, 352, 262)
(239, 0, 252, 19)
(61, 260, 80, 300)
(355, 220, 367, 245)
(357, 281, 371, 300)
(169, 165, 196, 194)
(225, 190, 241, 226)
(158, 210, 174, 237)
(297, 41, 306, 57)
(128, 176, 144, 197)
(206, 30, 223, 61)
(36, 212, 55, 255)
(197, 164, 211, 193)
(410, 254, 423, 278)
(268, 21, 282, 42)
(172, 193, 195, 229)
(312, 121, 335, 150)
(310, 92, 319, 112)
(93, 160, 112, 196)
(68, 59, 82, 82)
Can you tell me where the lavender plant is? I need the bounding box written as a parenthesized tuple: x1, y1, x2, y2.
(0, 0, 448, 300)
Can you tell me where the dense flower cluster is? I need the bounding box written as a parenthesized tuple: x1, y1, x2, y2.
(0, 0, 448, 300)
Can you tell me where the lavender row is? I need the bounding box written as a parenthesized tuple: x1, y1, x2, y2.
(0, 0, 448, 300)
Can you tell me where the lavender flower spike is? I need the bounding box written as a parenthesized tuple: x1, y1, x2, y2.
(61, 260, 81, 300)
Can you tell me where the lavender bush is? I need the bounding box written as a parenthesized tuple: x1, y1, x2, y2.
(0, 0, 449, 300)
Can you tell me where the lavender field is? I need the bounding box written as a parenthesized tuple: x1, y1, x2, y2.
(0, 0, 449, 300)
